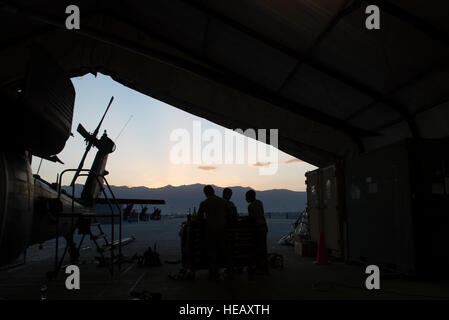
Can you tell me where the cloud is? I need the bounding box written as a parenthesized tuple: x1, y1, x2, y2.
(197, 166, 217, 171)
(251, 162, 272, 167)
(282, 158, 304, 165)
(249, 158, 303, 167)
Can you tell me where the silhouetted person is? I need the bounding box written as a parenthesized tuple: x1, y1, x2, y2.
(246, 189, 268, 273)
(197, 185, 227, 279)
(222, 187, 238, 276)
(223, 187, 238, 223)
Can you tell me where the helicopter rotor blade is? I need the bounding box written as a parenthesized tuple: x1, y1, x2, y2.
(77, 123, 90, 141)
(69, 96, 114, 186)
(93, 96, 114, 137)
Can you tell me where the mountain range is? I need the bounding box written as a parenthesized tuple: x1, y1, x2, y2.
(64, 183, 307, 214)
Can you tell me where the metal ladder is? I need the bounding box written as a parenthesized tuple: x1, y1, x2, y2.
(49, 168, 124, 279)
(78, 219, 111, 267)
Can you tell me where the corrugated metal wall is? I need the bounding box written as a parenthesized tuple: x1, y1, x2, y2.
(345, 140, 416, 275)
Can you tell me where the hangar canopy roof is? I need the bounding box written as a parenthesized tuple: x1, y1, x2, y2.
(1, 0, 449, 166)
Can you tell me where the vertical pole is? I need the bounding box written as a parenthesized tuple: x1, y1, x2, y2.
(71, 182, 75, 240)
(54, 219, 59, 276)
(36, 157, 43, 175)
(119, 201, 122, 271)
(97, 175, 115, 278)
(54, 172, 63, 277)
(110, 188, 114, 279)
(318, 169, 325, 235)
(104, 178, 122, 272)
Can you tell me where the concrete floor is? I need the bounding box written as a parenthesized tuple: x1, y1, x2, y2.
(1, 218, 449, 300)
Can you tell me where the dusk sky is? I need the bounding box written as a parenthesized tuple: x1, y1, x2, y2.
(32, 73, 316, 191)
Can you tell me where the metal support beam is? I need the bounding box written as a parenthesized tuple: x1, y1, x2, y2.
(369, 0, 449, 47)
(346, 60, 449, 135)
(374, 96, 449, 133)
(277, 0, 354, 93)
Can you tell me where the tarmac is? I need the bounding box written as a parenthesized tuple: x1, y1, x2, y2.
(1, 217, 449, 300)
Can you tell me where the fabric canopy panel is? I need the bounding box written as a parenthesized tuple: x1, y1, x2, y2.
(1, 0, 448, 165)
